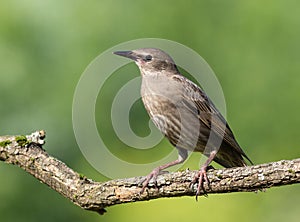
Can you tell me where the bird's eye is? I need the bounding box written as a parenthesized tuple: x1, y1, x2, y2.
(144, 55, 152, 62)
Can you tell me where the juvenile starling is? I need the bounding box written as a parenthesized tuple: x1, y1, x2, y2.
(114, 48, 252, 197)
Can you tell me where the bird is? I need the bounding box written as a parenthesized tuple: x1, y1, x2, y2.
(113, 48, 252, 198)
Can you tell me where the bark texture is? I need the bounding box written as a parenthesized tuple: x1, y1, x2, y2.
(0, 131, 299, 214)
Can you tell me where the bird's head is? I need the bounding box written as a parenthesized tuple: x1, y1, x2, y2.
(113, 48, 179, 75)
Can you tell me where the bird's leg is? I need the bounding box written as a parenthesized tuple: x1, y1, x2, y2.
(192, 150, 217, 200)
(140, 148, 188, 194)
(140, 159, 182, 193)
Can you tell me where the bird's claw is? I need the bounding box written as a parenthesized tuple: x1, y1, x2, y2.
(140, 168, 160, 194)
(190, 167, 210, 200)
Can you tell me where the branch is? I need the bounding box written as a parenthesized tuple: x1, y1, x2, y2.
(1, 131, 299, 215)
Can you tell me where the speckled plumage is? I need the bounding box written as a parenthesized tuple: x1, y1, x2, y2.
(114, 48, 252, 196)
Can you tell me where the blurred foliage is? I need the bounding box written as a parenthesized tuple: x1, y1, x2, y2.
(1, 0, 300, 221)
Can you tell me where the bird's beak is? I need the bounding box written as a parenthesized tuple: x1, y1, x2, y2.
(113, 50, 138, 61)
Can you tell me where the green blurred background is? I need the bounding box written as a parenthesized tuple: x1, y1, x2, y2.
(1, 0, 300, 221)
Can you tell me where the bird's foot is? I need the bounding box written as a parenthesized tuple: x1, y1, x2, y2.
(191, 166, 210, 200)
(140, 167, 162, 194)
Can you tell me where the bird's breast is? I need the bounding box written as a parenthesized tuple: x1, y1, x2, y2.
(141, 78, 203, 151)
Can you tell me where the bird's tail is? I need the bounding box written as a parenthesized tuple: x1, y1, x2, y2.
(213, 145, 253, 168)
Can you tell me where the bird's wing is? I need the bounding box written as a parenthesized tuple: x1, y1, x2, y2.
(172, 75, 252, 163)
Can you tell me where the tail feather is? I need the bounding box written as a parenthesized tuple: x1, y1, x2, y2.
(213, 144, 253, 168)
